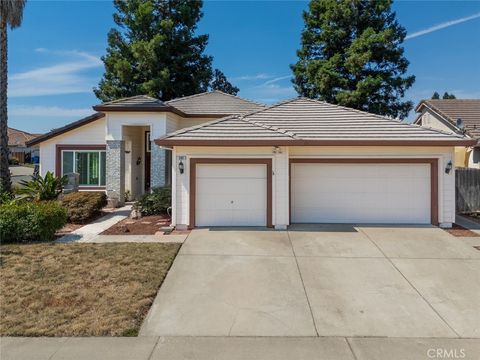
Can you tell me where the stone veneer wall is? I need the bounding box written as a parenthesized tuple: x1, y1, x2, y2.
(106, 140, 125, 206)
(150, 142, 167, 188)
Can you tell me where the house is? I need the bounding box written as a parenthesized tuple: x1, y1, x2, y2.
(26, 91, 265, 201)
(8, 127, 40, 164)
(415, 99, 480, 168)
(156, 97, 475, 229)
(27, 91, 475, 228)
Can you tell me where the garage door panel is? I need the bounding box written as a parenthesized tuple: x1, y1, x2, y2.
(291, 163, 431, 224)
(196, 164, 267, 227)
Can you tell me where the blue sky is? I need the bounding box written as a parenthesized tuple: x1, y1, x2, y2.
(8, 0, 480, 134)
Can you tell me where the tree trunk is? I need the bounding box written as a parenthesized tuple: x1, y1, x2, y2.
(0, 17, 12, 193)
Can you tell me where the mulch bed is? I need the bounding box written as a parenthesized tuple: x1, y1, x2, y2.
(101, 215, 171, 235)
(443, 223, 480, 237)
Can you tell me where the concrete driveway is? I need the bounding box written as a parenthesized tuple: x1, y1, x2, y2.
(140, 225, 480, 338)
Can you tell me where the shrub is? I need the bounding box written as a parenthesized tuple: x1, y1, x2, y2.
(60, 192, 107, 223)
(135, 187, 171, 216)
(0, 201, 67, 243)
(18, 171, 66, 201)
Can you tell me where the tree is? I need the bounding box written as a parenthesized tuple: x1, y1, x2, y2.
(291, 0, 415, 119)
(442, 92, 456, 99)
(210, 69, 239, 95)
(95, 0, 237, 102)
(0, 0, 26, 193)
(432, 91, 440, 99)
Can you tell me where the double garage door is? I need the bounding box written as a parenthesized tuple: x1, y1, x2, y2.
(193, 160, 433, 227)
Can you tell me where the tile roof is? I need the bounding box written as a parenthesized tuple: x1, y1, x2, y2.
(159, 116, 295, 142)
(165, 90, 265, 115)
(93, 95, 173, 112)
(8, 127, 41, 147)
(416, 99, 480, 140)
(156, 98, 475, 146)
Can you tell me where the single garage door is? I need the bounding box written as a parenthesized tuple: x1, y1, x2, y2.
(291, 163, 431, 224)
(196, 164, 267, 226)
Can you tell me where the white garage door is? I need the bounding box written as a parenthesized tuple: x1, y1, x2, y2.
(196, 164, 267, 226)
(291, 163, 431, 224)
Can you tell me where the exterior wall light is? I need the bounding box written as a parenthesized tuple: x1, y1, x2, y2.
(178, 160, 185, 174)
(445, 161, 453, 174)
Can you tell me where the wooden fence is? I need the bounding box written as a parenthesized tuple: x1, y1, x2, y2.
(456, 168, 480, 213)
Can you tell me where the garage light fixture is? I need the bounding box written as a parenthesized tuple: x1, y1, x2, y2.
(178, 156, 186, 174)
(445, 161, 453, 174)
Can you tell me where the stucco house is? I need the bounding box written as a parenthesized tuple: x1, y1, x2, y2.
(26, 91, 265, 201)
(28, 91, 475, 228)
(415, 99, 480, 168)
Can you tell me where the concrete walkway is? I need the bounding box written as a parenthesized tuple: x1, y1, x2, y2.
(57, 206, 132, 242)
(2, 336, 479, 360)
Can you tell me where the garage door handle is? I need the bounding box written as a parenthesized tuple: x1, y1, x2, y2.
(230, 200, 234, 204)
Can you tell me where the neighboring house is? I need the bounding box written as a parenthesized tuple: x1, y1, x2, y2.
(26, 91, 265, 201)
(8, 127, 40, 163)
(156, 97, 474, 229)
(415, 99, 480, 168)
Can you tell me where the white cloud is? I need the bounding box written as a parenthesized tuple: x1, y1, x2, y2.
(232, 73, 274, 81)
(263, 75, 291, 86)
(9, 49, 103, 97)
(405, 12, 480, 40)
(9, 105, 94, 118)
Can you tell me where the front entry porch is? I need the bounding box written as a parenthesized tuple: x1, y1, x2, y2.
(106, 125, 170, 206)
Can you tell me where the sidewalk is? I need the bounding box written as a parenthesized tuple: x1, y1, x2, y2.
(1, 336, 479, 360)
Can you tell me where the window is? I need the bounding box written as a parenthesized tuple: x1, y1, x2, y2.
(62, 150, 106, 186)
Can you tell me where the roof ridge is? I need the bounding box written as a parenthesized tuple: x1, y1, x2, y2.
(98, 94, 161, 106)
(165, 90, 266, 107)
(165, 91, 212, 104)
(298, 97, 403, 123)
(241, 117, 299, 140)
(158, 115, 240, 140)
(210, 90, 267, 107)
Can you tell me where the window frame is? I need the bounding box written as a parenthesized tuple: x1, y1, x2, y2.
(56, 145, 106, 188)
(61, 149, 106, 187)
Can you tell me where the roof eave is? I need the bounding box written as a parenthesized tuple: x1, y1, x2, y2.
(26, 112, 105, 147)
(155, 139, 478, 147)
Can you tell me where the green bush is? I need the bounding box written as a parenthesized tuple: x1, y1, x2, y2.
(0, 201, 67, 243)
(60, 192, 107, 223)
(17, 171, 66, 201)
(135, 187, 171, 216)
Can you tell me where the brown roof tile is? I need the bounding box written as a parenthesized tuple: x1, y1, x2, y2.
(416, 99, 480, 139)
(8, 127, 41, 147)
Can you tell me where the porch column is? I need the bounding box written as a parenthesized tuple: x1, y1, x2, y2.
(106, 140, 125, 206)
(150, 142, 167, 188)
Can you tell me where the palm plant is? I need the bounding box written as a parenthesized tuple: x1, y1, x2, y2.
(0, 0, 27, 193)
(17, 171, 66, 201)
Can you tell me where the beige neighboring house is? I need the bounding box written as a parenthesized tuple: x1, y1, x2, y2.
(415, 99, 480, 168)
(7, 127, 40, 163)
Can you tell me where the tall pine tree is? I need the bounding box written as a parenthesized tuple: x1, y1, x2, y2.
(210, 69, 239, 95)
(291, 0, 415, 119)
(95, 0, 237, 101)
